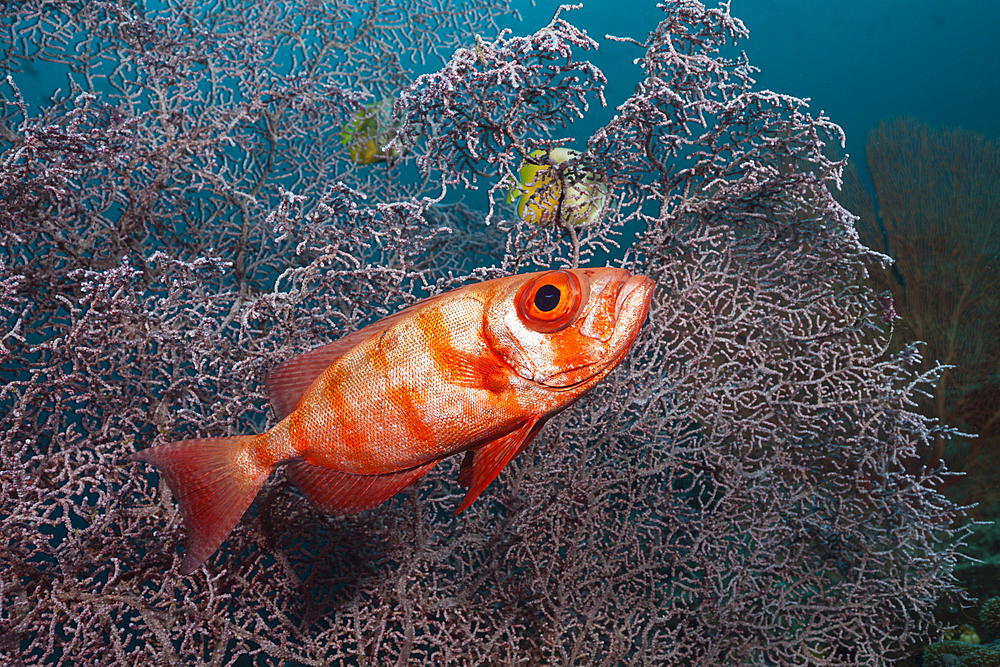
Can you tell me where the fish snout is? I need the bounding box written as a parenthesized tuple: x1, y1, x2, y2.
(578, 269, 653, 343)
(615, 274, 655, 324)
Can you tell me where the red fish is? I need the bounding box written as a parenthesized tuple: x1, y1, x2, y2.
(131, 268, 654, 573)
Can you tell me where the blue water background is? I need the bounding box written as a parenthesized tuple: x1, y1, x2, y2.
(17, 0, 998, 189)
(504, 0, 1000, 186)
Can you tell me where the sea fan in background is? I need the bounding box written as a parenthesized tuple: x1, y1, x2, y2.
(843, 117, 1000, 517)
(1, 1, 968, 665)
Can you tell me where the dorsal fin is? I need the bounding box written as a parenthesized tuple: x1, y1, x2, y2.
(266, 293, 450, 420)
(454, 417, 548, 514)
(266, 332, 372, 421)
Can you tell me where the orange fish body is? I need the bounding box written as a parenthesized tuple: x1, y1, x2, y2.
(131, 268, 654, 573)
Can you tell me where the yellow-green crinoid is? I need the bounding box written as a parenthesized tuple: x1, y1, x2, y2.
(505, 146, 610, 228)
(339, 97, 402, 165)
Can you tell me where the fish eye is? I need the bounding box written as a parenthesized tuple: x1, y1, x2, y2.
(516, 271, 585, 333)
(533, 284, 561, 312)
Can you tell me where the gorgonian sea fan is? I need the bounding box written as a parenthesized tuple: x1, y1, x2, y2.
(0, 0, 966, 665)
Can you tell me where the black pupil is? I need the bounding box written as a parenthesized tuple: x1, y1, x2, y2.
(534, 284, 562, 312)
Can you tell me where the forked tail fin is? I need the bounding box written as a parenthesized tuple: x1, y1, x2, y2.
(130, 435, 270, 574)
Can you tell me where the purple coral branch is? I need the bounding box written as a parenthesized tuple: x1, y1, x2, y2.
(0, 0, 969, 665)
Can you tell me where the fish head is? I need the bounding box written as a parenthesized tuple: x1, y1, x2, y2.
(484, 268, 654, 388)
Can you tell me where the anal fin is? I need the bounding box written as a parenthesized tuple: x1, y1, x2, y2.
(285, 460, 438, 515)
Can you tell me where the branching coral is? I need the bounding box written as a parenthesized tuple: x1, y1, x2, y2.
(843, 117, 1000, 513)
(0, 1, 968, 665)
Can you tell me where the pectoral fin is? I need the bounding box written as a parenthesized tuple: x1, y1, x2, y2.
(454, 417, 549, 514)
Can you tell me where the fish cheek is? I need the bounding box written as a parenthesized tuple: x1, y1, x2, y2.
(552, 327, 609, 370)
(516, 325, 613, 388)
(486, 290, 608, 385)
(483, 304, 543, 382)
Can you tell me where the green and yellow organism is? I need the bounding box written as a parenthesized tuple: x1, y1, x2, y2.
(921, 598, 1000, 666)
(339, 98, 402, 165)
(505, 146, 610, 228)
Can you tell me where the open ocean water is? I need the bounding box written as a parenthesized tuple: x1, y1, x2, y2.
(505, 0, 1000, 185)
(18, 0, 1000, 178)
